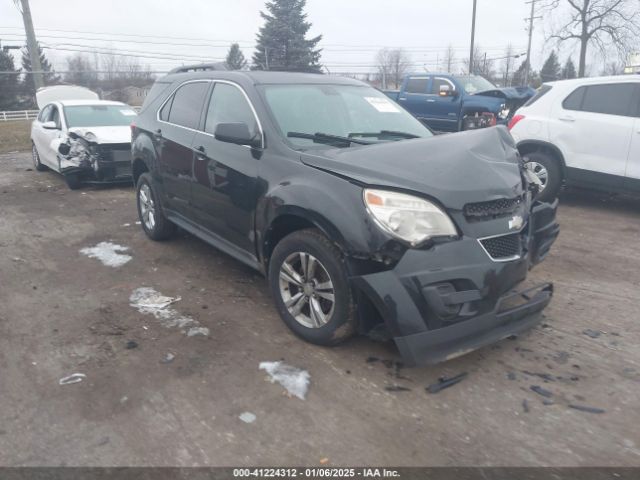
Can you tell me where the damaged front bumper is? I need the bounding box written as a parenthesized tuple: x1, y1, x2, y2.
(59, 143, 133, 185)
(352, 199, 559, 366)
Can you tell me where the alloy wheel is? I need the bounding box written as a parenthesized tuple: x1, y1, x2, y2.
(278, 252, 335, 329)
(526, 160, 548, 191)
(138, 183, 156, 231)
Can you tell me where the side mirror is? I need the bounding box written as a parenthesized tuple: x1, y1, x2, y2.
(42, 121, 58, 130)
(439, 84, 456, 97)
(68, 131, 80, 140)
(214, 122, 261, 148)
(58, 143, 71, 156)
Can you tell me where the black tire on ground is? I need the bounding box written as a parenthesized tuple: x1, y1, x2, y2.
(32, 143, 47, 172)
(268, 228, 357, 346)
(64, 173, 82, 190)
(523, 151, 562, 203)
(136, 172, 176, 241)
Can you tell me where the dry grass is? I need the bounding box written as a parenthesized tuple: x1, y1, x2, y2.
(0, 121, 32, 154)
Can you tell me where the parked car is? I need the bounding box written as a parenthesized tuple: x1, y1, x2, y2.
(383, 74, 535, 132)
(131, 65, 559, 366)
(31, 85, 136, 189)
(510, 75, 640, 202)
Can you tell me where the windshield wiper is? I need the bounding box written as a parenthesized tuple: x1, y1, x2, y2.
(287, 131, 373, 146)
(348, 130, 420, 140)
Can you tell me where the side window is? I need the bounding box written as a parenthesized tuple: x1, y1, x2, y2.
(562, 86, 586, 111)
(405, 77, 429, 94)
(38, 105, 52, 122)
(159, 95, 173, 121)
(167, 82, 209, 129)
(50, 107, 61, 128)
(204, 83, 258, 136)
(430, 78, 453, 95)
(581, 83, 636, 117)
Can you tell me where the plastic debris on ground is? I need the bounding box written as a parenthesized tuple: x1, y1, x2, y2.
(583, 329, 602, 339)
(239, 412, 257, 424)
(259, 361, 310, 400)
(129, 287, 209, 337)
(59, 373, 86, 385)
(426, 372, 468, 394)
(80, 241, 132, 268)
(125, 340, 138, 349)
(530, 385, 553, 398)
(569, 404, 606, 414)
(385, 385, 411, 392)
(160, 353, 175, 364)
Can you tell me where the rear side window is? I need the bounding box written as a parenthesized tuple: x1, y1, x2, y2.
(204, 83, 258, 135)
(159, 96, 173, 121)
(405, 77, 429, 94)
(564, 83, 636, 117)
(524, 84, 552, 107)
(166, 82, 209, 129)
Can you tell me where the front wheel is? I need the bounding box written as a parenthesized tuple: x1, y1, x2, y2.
(136, 172, 176, 240)
(268, 229, 357, 346)
(523, 151, 562, 203)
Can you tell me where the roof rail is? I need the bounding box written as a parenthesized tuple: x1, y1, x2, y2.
(168, 63, 228, 74)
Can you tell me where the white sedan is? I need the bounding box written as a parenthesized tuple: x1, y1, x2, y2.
(31, 86, 136, 189)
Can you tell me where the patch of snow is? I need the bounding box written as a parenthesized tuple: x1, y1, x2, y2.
(129, 287, 209, 337)
(80, 241, 132, 268)
(259, 361, 310, 400)
(239, 412, 256, 423)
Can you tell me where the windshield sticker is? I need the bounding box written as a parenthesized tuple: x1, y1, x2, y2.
(365, 97, 400, 113)
(120, 109, 137, 116)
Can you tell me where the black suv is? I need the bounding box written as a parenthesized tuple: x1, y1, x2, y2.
(131, 65, 559, 366)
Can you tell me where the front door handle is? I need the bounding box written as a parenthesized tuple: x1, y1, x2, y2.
(426, 99, 436, 102)
(559, 116, 575, 122)
(195, 145, 207, 161)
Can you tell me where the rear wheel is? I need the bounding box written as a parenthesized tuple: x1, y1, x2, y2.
(136, 172, 176, 240)
(268, 229, 357, 346)
(32, 144, 47, 172)
(523, 151, 562, 203)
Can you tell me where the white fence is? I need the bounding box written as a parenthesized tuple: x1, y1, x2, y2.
(0, 110, 39, 122)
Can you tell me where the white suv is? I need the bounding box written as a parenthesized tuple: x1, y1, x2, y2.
(509, 75, 640, 202)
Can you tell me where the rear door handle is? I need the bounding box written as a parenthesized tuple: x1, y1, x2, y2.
(195, 145, 207, 161)
(559, 116, 575, 122)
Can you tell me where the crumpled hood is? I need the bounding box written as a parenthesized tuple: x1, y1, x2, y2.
(68, 126, 131, 144)
(301, 126, 524, 211)
(474, 86, 536, 101)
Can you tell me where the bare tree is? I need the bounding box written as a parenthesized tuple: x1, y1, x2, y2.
(375, 48, 412, 89)
(463, 46, 495, 80)
(502, 44, 515, 86)
(443, 44, 456, 73)
(543, 0, 640, 77)
(600, 60, 624, 75)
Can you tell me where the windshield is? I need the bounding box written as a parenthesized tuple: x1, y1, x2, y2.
(259, 84, 432, 149)
(453, 75, 496, 94)
(64, 105, 137, 128)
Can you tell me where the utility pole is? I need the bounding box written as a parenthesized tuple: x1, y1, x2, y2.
(469, 0, 478, 75)
(524, 0, 541, 86)
(16, 0, 44, 90)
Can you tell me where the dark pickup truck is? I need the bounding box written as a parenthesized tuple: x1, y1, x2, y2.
(384, 74, 535, 132)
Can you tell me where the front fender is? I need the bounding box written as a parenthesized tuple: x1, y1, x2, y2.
(461, 96, 503, 114)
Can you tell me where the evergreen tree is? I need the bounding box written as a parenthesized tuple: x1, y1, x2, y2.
(225, 43, 248, 70)
(252, 0, 322, 73)
(0, 47, 21, 110)
(562, 58, 577, 79)
(21, 42, 60, 94)
(540, 51, 561, 82)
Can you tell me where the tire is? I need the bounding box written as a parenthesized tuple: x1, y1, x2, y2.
(64, 173, 82, 190)
(523, 151, 562, 203)
(268, 228, 357, 346)
(136, 172, 176, 240)
(32, 143, 47, 172)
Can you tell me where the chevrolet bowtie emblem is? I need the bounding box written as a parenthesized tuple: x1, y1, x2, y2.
(509, 215, 524, 230)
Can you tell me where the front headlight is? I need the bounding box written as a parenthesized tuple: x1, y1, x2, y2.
(498, 104, 510, 120)
(363, 189, 457, 246)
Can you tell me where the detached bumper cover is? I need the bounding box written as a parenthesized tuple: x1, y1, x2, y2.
(352, 200, 559, 366)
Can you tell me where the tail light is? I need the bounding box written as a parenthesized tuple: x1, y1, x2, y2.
(508, 114, 525, 130)
(130, 121, 136, 133)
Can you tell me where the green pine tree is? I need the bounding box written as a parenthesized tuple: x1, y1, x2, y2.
(21, 42, 60, 95)
(0, 47, 22, 110)
(562, 58, 577, 79)
(252, 0, 322, 73)
(540, 51, 561, 82)
(225, 43, 248, 70)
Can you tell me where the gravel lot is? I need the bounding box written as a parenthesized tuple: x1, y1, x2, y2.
(1, 150, 639, 467)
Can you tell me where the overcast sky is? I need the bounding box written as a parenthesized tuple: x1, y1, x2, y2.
(0, 0, 594, 75)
